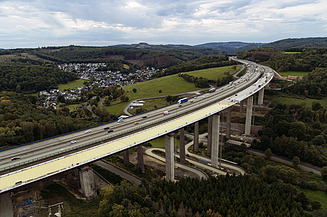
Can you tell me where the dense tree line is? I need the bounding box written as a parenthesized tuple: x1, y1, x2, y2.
(239, 48, 327, 72)
(286, 67, 327, 97)
(262, 37, 327, 49)
(0, 92, 99, 147)
(254, 102, 327, 167)
(32, 46, 213, 68)
(160, 55, 235, 77)
(0, 63, 76, 92)
(97, 176, 317, 216)
(178, 73, 210, 88)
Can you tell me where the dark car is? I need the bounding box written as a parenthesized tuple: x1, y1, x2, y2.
(142, 116, 147, 118)
(108, 129, 113, 133)
(104, 127, 110, 130)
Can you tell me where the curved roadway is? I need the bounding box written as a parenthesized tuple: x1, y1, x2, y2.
(0, 58, 274, 193)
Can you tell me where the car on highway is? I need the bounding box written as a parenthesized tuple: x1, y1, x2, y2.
(104, 127, 110, 130)
(189, 100, 193, 103)
(134, 122, 139, 125)
(85, 129, 91, 133)
(142, 116, 147, 118)
(71, 140, 77, 144)
(163, 111, 170, 115)
(108, 129, 113, 133)
(11, 156, 21, 161)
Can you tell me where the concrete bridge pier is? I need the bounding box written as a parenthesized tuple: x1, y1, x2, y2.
(211, 114, 220, 167)
(258, 88, 264, 105)
(123, 150, 129, 166)
(165, 133, 175, 181)
(239, 101, 244, 113)
(0, 192, 13, 217)
(245, 96, 253, 135)
(207, 116, 213, 156)
(193, 122, 199, 152)
(226, 107, 232, 139)
(79, 165, 97, 200)
(179, 128, 185, 164)
(137, 145, 145, 173)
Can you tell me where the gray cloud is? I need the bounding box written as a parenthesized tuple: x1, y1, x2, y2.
(0, 0, 326, 48)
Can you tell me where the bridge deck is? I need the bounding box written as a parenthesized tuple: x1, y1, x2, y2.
(0, 100, 233, 192)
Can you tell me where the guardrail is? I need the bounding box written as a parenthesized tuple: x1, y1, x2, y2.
(0, 67, 266, 173)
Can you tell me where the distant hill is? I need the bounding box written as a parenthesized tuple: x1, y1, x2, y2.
(115, 42, 194, 50)
(194, 42, 263, 51)
(263, 37, 327, 49)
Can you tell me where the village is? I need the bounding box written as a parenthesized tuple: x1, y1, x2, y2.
(39, 63, 162, 109)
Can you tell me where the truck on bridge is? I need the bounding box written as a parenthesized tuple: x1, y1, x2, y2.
(178, 97, 188, 104)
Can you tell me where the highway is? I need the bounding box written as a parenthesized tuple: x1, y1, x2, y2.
(0, 58, 275, 193)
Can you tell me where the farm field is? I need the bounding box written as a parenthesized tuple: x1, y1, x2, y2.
(185, 65, 240, 81)
(58, 79, 85, 91)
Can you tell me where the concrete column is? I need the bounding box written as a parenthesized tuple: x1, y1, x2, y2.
(211, 114, 220, 167)
(207, 116, 213, 156)
(179, 128, 185, 164)
(79, 165, 97, 200)
(240, 101, 243, 113)
(123, 150, 129, 166)
(193, 122, 199, 152)
(245, 96, 254, 135)
(165, 134, 175, 181)
(137, 145, 145, 173)
(258, 88, 264, 105)
(0, 192, 13, 217)
(226, 107, 232, 139)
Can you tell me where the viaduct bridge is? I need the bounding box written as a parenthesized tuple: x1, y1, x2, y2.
(0, 58, 276, 215)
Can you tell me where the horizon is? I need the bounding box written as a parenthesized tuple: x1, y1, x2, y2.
(2, 37, 326, 50)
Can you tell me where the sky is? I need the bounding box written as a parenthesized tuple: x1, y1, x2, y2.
(0, 0, 326, 49)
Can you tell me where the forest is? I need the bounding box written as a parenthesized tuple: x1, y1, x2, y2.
(160, 55, 234, 77)
(96, 176, 319, 217)
(0, 63, 76, 92)
(0, 92, 99, 147)
(238, 47, 327, 72)
(263, 37, 327, 49)
(32, 45, 222, 68)
(254, 101, 327, 167)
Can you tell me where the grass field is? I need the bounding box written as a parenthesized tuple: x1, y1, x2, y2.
(124, 74, 201, 100)
(66, 103, 83, 112)
(184, 65, 240, 81)
(298, 187, 327, 209)
(58, 79, 85, 91)
(279, 71, 310, 76)
(99, 65, 240, 116)
(129, 98, 171, 115)
(105, 101, 130, 115)
(274, 96, 327, 107)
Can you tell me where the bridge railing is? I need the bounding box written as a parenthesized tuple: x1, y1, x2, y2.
(1, 64, 273, 174)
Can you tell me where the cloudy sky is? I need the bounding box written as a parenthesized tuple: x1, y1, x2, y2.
(1, 0, 326, 48)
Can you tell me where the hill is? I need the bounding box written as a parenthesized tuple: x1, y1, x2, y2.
(195, 41, 263, 51)
(263, 37, 327, 49)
